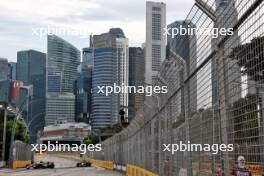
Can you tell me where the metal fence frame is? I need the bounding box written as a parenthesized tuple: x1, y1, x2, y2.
(90, 0, 264, 175)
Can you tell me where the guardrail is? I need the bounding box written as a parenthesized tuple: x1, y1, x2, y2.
(83, 157, 113, 170)
(10, 160, 31, 169)
(127, 164, 158, 176)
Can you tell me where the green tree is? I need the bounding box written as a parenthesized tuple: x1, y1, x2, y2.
(83, 134, 100, 145)
(0, 117, 29, 161)
(0, 119, 29, 143)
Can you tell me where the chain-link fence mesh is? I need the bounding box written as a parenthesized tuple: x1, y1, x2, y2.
(90, 0, 264, 175)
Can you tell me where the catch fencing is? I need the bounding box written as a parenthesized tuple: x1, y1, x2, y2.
(91, 0, 264, 175)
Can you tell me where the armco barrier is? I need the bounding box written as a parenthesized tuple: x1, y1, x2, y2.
(127, 164, 158, 176)
(10, 160, 31, 169)
(84, 157, 113, 170)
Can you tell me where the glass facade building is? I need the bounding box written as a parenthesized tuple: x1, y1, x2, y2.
(16, 50, 46, 142)
(47, 34, 80, 93)
(74, 64, 92, 123)
(0, 58, 9, 102)
(92, 28, 129, 130)
(128, 47, 145, 121)
(46, 35, 80, 125)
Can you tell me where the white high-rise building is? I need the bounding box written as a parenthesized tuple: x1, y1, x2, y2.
(116, 37, 129, 118)
(145, 1, 166, 85)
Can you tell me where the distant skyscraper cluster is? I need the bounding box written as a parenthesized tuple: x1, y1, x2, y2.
(0, 1, 169, 137)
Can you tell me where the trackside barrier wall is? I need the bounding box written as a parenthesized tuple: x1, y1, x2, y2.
(127, 164, 158, 176)
(83, 157, 113, 170)
(10, 140, 33, 169)
(10, 160, 31, 169)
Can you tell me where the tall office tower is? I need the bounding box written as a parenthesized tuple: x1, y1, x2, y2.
(74, 38, 93, 124)
(8, 62, 16, 80)
(167, 20, 197, 111)
(145, 1, 166, 85)
(46, 35, 80, 125)
(0, 58, 9, 102)
(47, 34, 80, 92)
(74, 64, 92, 123)
(92, 28, 129, 130)
(128, 47, 145, 121)
(16, 50, 46, 142)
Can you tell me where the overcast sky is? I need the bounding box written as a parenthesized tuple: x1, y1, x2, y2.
(0, 0, 194, 62)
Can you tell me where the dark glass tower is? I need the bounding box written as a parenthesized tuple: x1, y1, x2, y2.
(0, 58, 9, 102)
(128, 47, 145, 121)
(16, 50, 46, 142)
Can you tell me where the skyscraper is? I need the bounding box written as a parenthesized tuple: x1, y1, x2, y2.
(8, 62, 16, 80)
(16, 50, 46, 141)
(0, 58, 9, 102)
(145, 1, 166, 85)
(92, 28, 129, 130)
(47, 34, 80, 93)
(74, 40, 94, 124)
(128, 47, 145, 121)
(46, 35, 80, 125)
(74, 64, 92, 123)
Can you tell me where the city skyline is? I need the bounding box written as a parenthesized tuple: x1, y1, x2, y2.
(0, 0, 194, 61)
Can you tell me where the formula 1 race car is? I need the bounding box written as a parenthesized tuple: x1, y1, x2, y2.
(76, 160, 91, 167)
(26, 161, 55, 169)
